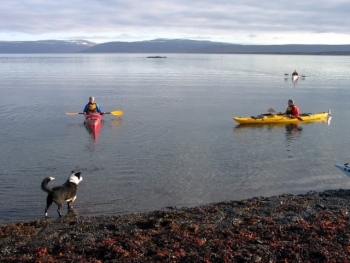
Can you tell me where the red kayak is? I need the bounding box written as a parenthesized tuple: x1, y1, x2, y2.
(84, 113, 102, 139)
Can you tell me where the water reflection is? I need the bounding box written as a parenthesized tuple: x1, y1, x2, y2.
(234, 122, 299, 131)
(283, 75, 306, 86)
(66, 123, 82, 129)
(327, 115, 332, 126)
(85, 119, 123, 136)
(285, 124, 302, 157)
(65, 207, 78, 218)
(234, 119, 331, 158)
(84, 121, 100, 140)
(292, 77, 298, 86)
(111, 118, 123, 130)
(233, 123, 304, 158)
(285, 123, 303, 135)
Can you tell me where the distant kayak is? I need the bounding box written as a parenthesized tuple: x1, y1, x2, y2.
(84, 113, 102, 139)
(233, 110, 331, 124)
(335, 163, 350, 178)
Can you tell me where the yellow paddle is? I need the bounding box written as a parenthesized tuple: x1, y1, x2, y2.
(66, 110, 123, 116)
(107, 110, 123, 116)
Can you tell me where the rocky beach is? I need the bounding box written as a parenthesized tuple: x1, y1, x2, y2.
(2, 189, 350, 262)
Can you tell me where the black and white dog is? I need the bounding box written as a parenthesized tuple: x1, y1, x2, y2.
(41, 171, 83, 217)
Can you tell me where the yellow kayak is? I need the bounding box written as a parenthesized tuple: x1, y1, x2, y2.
(233, 110, 331, 124)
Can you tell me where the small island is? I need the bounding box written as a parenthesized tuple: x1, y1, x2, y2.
(147, 56, 167, 58)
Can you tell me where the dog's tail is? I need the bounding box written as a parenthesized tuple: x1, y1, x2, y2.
(41, 177, 55, 194)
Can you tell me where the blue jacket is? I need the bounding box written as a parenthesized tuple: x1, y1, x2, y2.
(83, 102, 103, 114)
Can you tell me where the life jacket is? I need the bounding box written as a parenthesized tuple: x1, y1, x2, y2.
(292, 105, 300, 117)
(87, 102, 98, 113)
(286, 105, 300, 117)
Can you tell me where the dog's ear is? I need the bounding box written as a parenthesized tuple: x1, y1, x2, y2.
(75, 172, 81, 176)
(71, 170, 75, 173)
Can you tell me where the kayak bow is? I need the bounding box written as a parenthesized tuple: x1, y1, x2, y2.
(335, 163, 350, 178)
(84, 113, 102, 139)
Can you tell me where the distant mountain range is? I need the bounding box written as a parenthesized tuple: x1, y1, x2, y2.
(0, 40, 95, 53)
(1, 39, 350, 55)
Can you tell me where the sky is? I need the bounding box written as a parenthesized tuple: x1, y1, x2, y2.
(1, 0, 350, 45)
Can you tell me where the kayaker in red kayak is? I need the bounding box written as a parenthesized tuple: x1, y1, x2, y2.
(285, 99, 300, 117)
(83, 97, 105, 115)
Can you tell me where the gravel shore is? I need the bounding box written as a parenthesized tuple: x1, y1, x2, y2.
(2, 189, 350, 262)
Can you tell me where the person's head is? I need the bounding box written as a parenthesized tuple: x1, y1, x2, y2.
(288, 99, 294, 106)
(89, 96, 95, 103)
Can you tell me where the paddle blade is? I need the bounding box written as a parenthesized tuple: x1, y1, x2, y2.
(66, 112, 82, 115)
(109, 110, 123, 116)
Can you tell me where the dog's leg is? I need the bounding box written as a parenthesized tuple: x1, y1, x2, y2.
(45, 194, 53, 217)
(57, 204, 63, 217)
(66, 196, 76, 209)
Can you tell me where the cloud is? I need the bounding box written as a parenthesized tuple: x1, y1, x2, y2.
(0, 0, 349, 44)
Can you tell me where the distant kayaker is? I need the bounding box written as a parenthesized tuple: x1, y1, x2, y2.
(285, 99, 300, 117)
(292, 70, 299, 76)
(83, 97, 105, 115)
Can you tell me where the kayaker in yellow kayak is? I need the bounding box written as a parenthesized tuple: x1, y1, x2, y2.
(285, 99, 300, 117)
(83, 97, 105, 115)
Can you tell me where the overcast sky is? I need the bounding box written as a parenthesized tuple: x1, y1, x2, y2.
(1, 0, 350, 45)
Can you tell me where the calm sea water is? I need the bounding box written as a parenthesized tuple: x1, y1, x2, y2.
(1, 53, 350, 223)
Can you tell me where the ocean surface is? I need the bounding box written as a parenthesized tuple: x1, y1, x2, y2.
(1, 53, 350, 223)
